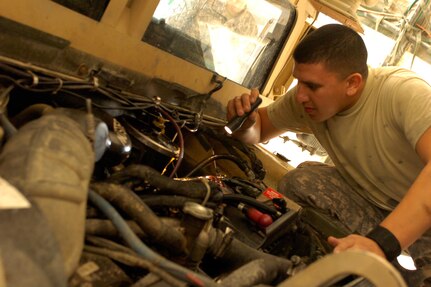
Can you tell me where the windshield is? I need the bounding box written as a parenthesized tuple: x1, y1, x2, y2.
(143, 0, 296, 89)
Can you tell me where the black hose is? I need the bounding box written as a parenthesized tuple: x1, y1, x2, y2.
(84, 245, 187, 287)
(85, 235, 136, 255)
(222, 177, 263, 198)
(222, 194, 281, 217)
(220, 258, 291, 287)
(108, 164, 222, 200)
(86, 219, 147, 239)
(85, 218, 183, 239)
(0, 85, 17, 138)
(91, 182, 188, 256)
(207, 228, 292, 273)
(140, 195, 217, 209)
(0, 113, 16, 138)
(88, 189, 290, 287)
(199, 126, 266, 180)
(10, 103, 54, 128)
(185, 154, 253, 178)
(87, 189, 219, 287)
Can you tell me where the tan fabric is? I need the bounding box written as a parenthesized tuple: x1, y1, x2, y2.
(268, 67, 431, 210)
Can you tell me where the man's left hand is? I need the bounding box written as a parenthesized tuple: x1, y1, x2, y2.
(328, 235, 386, 259)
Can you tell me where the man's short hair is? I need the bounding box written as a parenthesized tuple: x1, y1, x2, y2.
(293, 24, 368, 80)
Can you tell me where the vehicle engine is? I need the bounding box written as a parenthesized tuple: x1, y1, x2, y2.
(0, 57, 403, 287)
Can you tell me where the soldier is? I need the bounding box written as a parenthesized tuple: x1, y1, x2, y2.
(166, 0, 258, 43)
(227, 24, 431, 286)
(165, 0, 258, 69)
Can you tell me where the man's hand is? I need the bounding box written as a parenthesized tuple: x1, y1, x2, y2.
(226, 88, 260, 131)
(328, 235, 386, 259)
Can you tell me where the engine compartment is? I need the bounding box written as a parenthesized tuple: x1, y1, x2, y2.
(0, 55, 348, 287)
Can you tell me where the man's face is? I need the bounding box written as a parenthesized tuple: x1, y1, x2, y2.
(293, 62, 353, 122)
(226, 0, 247, 15)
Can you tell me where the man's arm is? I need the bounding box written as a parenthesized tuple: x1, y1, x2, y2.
(328, 125, 431, 259)
(226, 88, 283, 144)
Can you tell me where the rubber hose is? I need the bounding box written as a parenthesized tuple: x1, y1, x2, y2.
(86, 219, 146, 238)
(140, 195, 217, 209)
(84, 245, 186, 287)
(85, 217, 182, 239)
(10, 103, 54, 128)
(91, 182, 188, 256)
(207, 228, 292, 272)
(220, 258, 291, 287)
(222, 194, 280, 217)
(109, 164, 222, 200)
(88, 189, 219, 287)
(185, 154, 253, 179)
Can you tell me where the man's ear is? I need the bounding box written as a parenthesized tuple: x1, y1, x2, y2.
(345, 73, 363, 97)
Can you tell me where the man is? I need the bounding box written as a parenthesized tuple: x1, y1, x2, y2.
(167, 0, 258, 43)
(226, 23, 431, 286)
(166, 0, 258, 69)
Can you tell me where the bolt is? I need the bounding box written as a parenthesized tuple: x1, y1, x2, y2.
(78, 64, 89, 76)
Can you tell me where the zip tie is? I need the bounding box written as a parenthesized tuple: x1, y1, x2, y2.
(200, 177, 211, 206)
(153, 96, 161, 105)
(92, 76, 100, 90)
(27, 70, 39, 87)
(52, 78, 63, 94)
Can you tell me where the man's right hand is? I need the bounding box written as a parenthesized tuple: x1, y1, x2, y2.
(226, 88, 260, 132)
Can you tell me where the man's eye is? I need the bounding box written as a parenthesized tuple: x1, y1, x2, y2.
(307, 83, 318, 91)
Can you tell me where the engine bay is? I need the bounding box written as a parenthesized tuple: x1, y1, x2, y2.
(0, 50, 379, 286)
(0, 52, 408, 287)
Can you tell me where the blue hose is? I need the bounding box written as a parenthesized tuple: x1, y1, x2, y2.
(88, 189, 219, 287)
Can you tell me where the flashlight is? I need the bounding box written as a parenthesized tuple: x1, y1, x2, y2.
(224, 96, 262, 135)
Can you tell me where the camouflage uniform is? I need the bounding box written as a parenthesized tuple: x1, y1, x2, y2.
(166, 0, 258, 64)
(167, 0, 258, 42)
(278, 161, 431, 286)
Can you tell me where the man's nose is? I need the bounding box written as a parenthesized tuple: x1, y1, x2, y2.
(295, 84, 309, 103)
